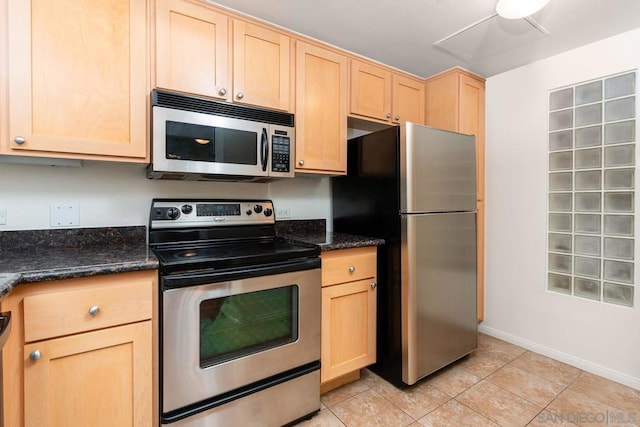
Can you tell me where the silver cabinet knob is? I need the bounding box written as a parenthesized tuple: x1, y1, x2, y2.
(371, 282, 378, 289)
(298, 160, 305, 166)
(14, 136, 26, 145)
(88, 306, 100, 316)
(29, 350, 41, 361)
(395, 115, 400, 121)
(348, 266, 356, 273)
(236, 92, 244, 100)
(218, 88, 227, 96)
(385, 113, 391, 119)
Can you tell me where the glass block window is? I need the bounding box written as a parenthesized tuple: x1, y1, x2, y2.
(548, 71, 637, 307)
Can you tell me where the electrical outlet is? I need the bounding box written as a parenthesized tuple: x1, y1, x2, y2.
(276, 208, 291, 219)
(50, 203, 80, 227)
(0, 208, 6, 225)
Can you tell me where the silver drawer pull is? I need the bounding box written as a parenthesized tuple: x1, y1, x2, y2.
(348, 266, 356, 273)
(371, 282, 377, 289)
(14, 136, 26, 145)
(29, 350, 41, 361)
(88, 306, 100, 316)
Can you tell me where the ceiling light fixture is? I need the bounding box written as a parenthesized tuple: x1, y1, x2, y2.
(496, 0, 550, 19)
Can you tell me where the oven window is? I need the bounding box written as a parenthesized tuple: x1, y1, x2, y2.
(199, 285, 299, 368)
(166, 121, 258, 165)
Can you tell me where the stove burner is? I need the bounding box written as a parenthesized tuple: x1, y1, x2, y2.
(178, 250, 199, 258)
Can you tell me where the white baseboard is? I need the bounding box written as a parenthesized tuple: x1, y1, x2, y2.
(478, 324, 640, 391)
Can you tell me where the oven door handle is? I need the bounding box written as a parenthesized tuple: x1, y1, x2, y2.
(260, 128, 269, 172)
(162, 257, 321, 289)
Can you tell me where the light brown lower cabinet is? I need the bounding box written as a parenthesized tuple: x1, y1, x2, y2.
(0, 270, 157, 427)
(320, 247, 377, 390)
(24, 321, 151, 427)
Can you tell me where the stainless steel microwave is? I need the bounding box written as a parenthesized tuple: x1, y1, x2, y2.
(148, 90, 295, 182)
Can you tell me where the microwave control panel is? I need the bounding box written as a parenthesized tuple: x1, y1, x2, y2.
(271, 135, 290, 173)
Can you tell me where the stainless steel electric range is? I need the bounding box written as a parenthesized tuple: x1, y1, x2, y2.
(149, 199, 321, 427)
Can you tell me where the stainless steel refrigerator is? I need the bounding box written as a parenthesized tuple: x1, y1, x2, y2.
(332, 122, 477, 387)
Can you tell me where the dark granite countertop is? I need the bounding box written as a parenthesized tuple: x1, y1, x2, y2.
(0, 221, 383, 300)
(0, 227, 158, 300)
(275, 219, 385, 251)
(284, 231, 385, 251)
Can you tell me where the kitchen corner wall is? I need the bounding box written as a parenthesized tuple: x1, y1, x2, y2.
(0, 161, 331, 231)
(484, 28, 640, 388)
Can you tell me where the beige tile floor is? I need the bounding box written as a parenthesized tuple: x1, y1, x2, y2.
(296, 334, 640, 427)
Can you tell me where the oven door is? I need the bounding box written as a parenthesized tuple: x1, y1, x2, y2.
(152, 106, 269, 178)
(161, 262, 320, 413)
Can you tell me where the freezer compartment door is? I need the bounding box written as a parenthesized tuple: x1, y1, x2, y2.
(401, 212, 477, 385)
(401, 123, 477, 213)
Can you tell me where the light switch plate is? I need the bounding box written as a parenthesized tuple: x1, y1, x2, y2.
(50, 203, 80, 227)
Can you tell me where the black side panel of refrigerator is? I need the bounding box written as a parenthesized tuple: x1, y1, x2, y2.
(332, 126, 406, 387)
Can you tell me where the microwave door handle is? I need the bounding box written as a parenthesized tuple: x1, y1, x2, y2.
(261, 128, 269, 172)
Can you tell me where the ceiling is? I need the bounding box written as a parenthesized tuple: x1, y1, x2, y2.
(208, 0, 640, 79)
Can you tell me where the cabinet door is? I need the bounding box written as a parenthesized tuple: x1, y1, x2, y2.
(321, 279, 376, 383)
(459, 74, 486, 201)
(155, 0, 230, 100)
(392, 74, 425, 125)
(233, 20, 291, 111)
(424, 71, 458, 132)
(7, 0, 147, 159)
(349, 60, 392, 122)
(24, 321, 152, 427)
(0, 4, 8, 153)
(295, 42, 347, 174)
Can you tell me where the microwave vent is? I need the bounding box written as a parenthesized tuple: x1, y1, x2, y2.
(152, 89, 294, 127)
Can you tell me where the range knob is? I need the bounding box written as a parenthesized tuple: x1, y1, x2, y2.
(253, 205, 263, 214)
(167, 207, 181, 220)
(246, 209, 253, 216)
(181, 204, 193, 214)
(264, 208, 273, 217)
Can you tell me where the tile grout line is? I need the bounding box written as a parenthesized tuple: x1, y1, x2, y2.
(451, 397, 506, 426)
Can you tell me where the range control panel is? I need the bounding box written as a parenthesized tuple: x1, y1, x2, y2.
(150, 200, 275, 229)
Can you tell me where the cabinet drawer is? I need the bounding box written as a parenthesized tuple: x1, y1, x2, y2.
(321, 246, 377, 287)
(23, 279, 153, 342)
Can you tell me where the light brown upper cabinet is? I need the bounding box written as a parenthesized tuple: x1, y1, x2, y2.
(155, 0, 292, 111)
(349, 61, 392, 122)
(295, 42, 348, 174)
(349, 59, 425, 125)
(425, 68, 485, 200)
(4, 0, 148, 161)
(392, 74, 426, 125)
(232, 20, 292, 111)
(425, 67, 486, 321)
(155, 0, 230, 101)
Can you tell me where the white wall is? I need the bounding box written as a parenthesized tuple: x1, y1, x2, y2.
(0, 161, 331, 231)
(483, 28, 640, 389)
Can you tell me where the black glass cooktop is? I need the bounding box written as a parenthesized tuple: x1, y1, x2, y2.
(152, 238, 318, 274)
